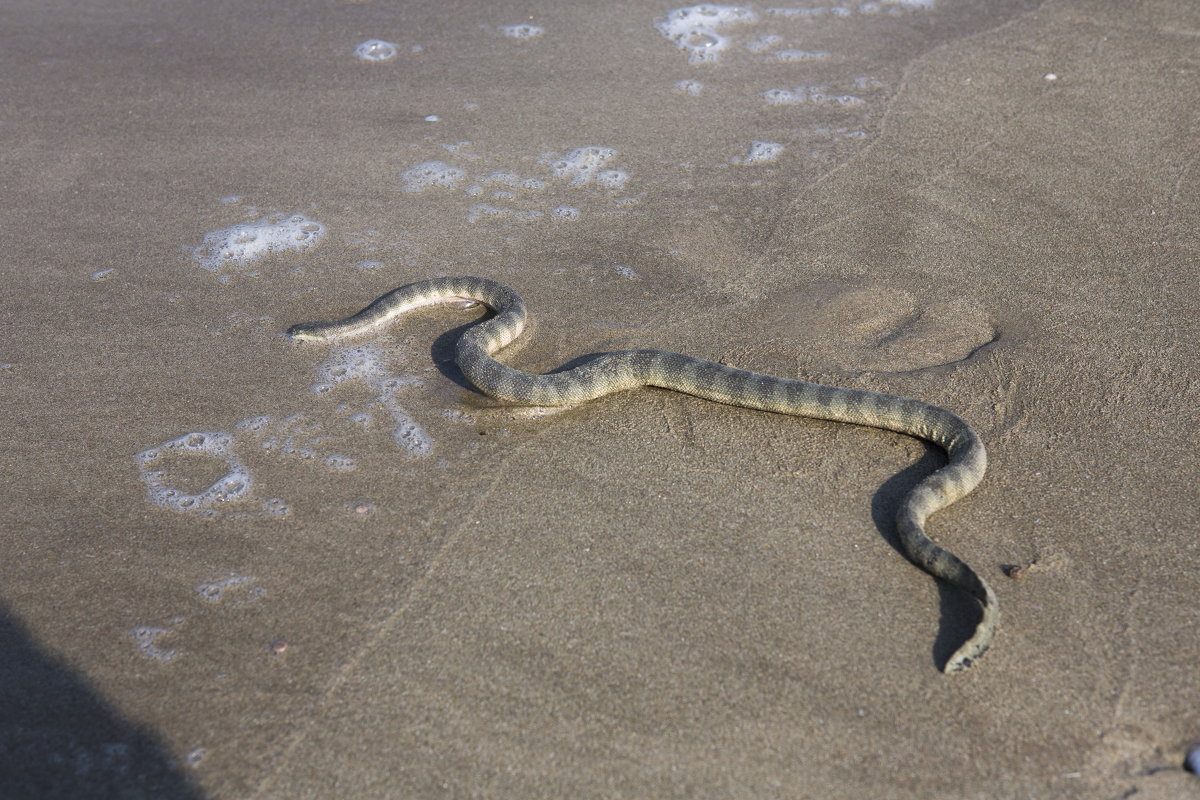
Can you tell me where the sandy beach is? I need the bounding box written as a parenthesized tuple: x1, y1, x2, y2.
(2, 0, 1198, 797)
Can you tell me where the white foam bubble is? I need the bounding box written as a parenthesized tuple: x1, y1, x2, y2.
(380, 377, 423, 392)
(195, 575, 255, 603)
(610, 265, 640, 280)
(480, 172, 546, 190)
(655, 5, 757, 64)
(263, 498, 290, 516)
(763, 86, 864, 106)
(468, 204, 507, 223)
(674, 79, 704, 95)
(852, 76, 886, 89)
(323, 454, 356, 471)
(370, 378, 432, 456)
(482, 172, 519, 187)
(390, 413, 433, 455)
(136, 432, 252, 515)
(399, 161, 466, 192)
(355, 40, 398, 62)
(763, 87, 803, 105)
(129, 626, 178, 662)
(236, 416, 271, 433)
(192, 214, 326, 274)
(765, 7, 827, 18)
(498, 24, 545, 38)
(768, 0, 932, 17)
(243, 413, 333, 466)
(315, 343, 389, 388)
(466, 204, 545, 223)
(542, 146, 624, 186)
(776, 49, 828, 61)
(734, 141, 784, 164)
(746, 33, 782, 53)
(595, 170, 629, 189)
(551, 206, 580, 220)
(311, 346, 433, 456)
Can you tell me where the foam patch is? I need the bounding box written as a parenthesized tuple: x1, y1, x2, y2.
(733, 141, 784, 164)
(136, 432, 252, 516)
(399, 161, 467, 192)
(355, 40, 398, 61)
(192, 214, 326, 274)
(655, 5, 758, 64)
(498, 24, 545, 38)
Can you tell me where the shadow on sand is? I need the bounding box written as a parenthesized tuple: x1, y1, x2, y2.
(870, 447, 985, 672)
(0, 603, 205, 799)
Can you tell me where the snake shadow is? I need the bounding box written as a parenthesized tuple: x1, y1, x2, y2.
(0, 601, 204, 799)
(870, 446, 984, 672)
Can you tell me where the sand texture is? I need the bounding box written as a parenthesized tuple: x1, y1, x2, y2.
(1, 0, 1198, 797)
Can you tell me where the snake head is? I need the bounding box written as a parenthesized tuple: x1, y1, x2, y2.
(287, 322, 326, 341)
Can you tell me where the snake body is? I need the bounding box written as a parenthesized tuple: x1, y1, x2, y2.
(289, 276, 997, 673)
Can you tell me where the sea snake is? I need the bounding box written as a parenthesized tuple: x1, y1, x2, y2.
(289, 276, 998, 673)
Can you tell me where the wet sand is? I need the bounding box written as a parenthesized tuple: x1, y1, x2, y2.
(2, 0, 1198, 797)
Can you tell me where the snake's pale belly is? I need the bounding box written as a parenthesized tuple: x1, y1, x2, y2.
(289, 276, 998, 673)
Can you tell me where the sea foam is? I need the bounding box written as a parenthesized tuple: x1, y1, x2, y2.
(355, 40, 398, 61)
(192, 214, 326, 274)
(733, 141, 784, 164)
(136, 432, 252, 516)
(655, 5, 758, 64)
(498, 24, 545, 38)
(399, 161, 466, 192)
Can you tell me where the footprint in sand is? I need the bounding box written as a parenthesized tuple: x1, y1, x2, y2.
(751, 282, 997, 373)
